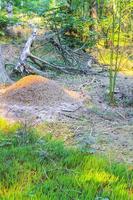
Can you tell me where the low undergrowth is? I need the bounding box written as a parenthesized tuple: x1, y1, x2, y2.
(0, 118, 133, 200)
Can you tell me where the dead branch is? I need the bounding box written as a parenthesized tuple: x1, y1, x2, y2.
(15, 28, 90, 76)
(29, 53, 70, 74)
(48, 37, 80, 66)
(24, 63, 48, 77)
(29, 53, 88, 74)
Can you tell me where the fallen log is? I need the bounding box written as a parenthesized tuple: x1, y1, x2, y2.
(23, 63, 48, 76)
(15, 28, 37, 73)
(29, 54, 70, 74)
(15, 29, 89, 76)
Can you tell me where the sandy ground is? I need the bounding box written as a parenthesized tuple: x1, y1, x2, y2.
(0, 44, 133, 164)
(55, 70, 133, 164)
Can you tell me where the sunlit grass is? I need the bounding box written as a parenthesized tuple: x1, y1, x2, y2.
(0, 119, 132, 199)
(93, 43, 133, 76)
(0, 118, 20, 134)
(14, 11, 44, 27)
(79, 171, 118, 184)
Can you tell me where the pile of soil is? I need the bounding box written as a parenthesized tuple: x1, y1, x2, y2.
(2, 75, 81, 106)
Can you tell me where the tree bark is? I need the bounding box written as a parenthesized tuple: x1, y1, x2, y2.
(6, 1, 13, 18)
(15, 28, 37, 73)
(0, 46, 12, 84)
(15, 29, 89, 76)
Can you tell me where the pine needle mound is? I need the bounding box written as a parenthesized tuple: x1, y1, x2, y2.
(3, 75, 81, 106)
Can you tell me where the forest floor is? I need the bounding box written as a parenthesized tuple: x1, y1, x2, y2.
(0, 42, 133, 165)
(55, 72, 133, 164)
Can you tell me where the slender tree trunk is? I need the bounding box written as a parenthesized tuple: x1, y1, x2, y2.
(98, 0, 105, 18)
(6, 1, 13, 18)
(89, 0, 97, 31)
(0, 46, 12, 84)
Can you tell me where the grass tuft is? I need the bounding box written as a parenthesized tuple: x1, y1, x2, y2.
(0, 119, 132, 199)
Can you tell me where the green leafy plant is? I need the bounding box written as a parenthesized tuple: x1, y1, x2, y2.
(0, 14, 8, 34)
(43, 0, 98, 48)
(0, 12, 18, 36)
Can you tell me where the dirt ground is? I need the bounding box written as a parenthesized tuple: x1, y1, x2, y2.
(55, 71, 133, 164)
(0, 44, 133, 164)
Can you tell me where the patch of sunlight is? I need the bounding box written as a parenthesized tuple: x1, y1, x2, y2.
(29, 16, 43, 25)
(98, 39, 130, 47)
(4, 75, 49, 93)
(11, 25, 32, 37)
(92, 46, 133, 77)
(113, 183, 131, 197)
(0, 175, 31, 198)
(120, 69, 133, 76)
(0, 117, 20, 133)
(79, 170, 118, 184)
(64, 89, 81, 100)
(15, 12, 43, 26)
(36, 122, 74, 143)
(0, 36, 12, 44)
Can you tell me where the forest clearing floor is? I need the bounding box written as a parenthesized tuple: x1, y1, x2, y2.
(0, 44, 133, 164)
(55, 72, 133, 164)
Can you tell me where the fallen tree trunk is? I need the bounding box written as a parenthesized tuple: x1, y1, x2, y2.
(15, 28, 38, 73)
(15, 28, 49, 76)
(15, 29, 89, 76)
(23, 63, 49, 76)
(15, 30, 72, 75)
(0, 46, 12, 84)
(29, 53, 89, 74)
(29, 54, 70, 74)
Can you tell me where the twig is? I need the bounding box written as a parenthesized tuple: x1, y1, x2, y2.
(61, 106, 82, 112)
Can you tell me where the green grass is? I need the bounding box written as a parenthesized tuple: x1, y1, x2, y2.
(0, 118, 133, 200)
